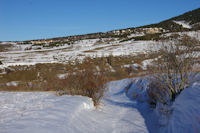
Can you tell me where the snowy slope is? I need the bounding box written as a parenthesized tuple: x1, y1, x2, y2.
(0, 40, 157, 68)
(162, 30, 200, 41)
(1, 30, 200, 69)
(173, 20, 192, 29)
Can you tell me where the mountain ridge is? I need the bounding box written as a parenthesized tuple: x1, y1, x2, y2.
(10, 8, 200, 42)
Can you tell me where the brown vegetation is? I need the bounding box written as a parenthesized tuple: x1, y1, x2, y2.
(0, 54, 153, 105)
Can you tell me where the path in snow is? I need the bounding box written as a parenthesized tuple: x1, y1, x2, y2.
(0, 79, 149, 133)
(1, 75, 200, 133)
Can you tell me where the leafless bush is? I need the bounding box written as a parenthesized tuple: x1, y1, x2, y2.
(59, 61, 107, 106)
(148, 35, 200, 105)
(147, 77, 171, 106)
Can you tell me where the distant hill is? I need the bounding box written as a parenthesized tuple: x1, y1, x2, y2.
(139, 8, 200, 32)
(56, 8, 200, 40)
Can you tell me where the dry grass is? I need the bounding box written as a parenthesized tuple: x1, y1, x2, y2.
(0, 54, 156, 90)
(0, 44, 12, 52)
(83, 50, 96, 53)
(0, 54, 157, 105)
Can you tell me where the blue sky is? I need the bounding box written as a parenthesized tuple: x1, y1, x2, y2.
(0, 0, 199, 41)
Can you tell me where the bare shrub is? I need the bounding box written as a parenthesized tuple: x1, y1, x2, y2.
(148, 35, 200, 105)
(147, 78, 171, 106)
(59, 59, 107, 106)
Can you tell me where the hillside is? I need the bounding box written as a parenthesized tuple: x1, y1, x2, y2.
(140, 8, 200, 32)
(4, 8, 197, 44)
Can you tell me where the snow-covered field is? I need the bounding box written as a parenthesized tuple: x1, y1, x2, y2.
(0, 75, 200, 133)
(163, 30, 200, 41)
(0, 30, 199, 69)
(0, 40, 157, 68)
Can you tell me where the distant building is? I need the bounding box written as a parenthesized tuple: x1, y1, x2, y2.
(31, 39, 53, 44)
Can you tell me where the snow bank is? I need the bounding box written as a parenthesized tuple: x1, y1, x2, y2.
(0, 92, 95, 133)
(163, 82, 200, 133)
(126, 78, 149, 102)
(127, 74, 200, 133)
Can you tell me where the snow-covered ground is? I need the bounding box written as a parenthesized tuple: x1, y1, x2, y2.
(1, 30, 199, 69)
(1, 74, 199, 133)
(0, 39, 157, 68)
(0, 79, 148, 133)
(163, 30, 200, 41)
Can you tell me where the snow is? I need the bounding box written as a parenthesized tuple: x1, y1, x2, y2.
(163, 81, 200, 133)
(122, 64, 141, 70)
(0, 79, 149, 133)
(2, 30, 199, 69)
(0, 73, 200, 132)
(183, 30, 200, 40)
(127, 75, 200, 133)
(0, 39, 157, 69)
(142, 59, 154, 70)
(0, 31, 199, 69)
(0, 93, 95, 133)
(173, 20, 192, 29)
(57, 73, 68, 79)
(141, 57, 159, 70)
(6, 81, 19, 87)
(163, 30, 200, 40)
(128, 33, 145, 38)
